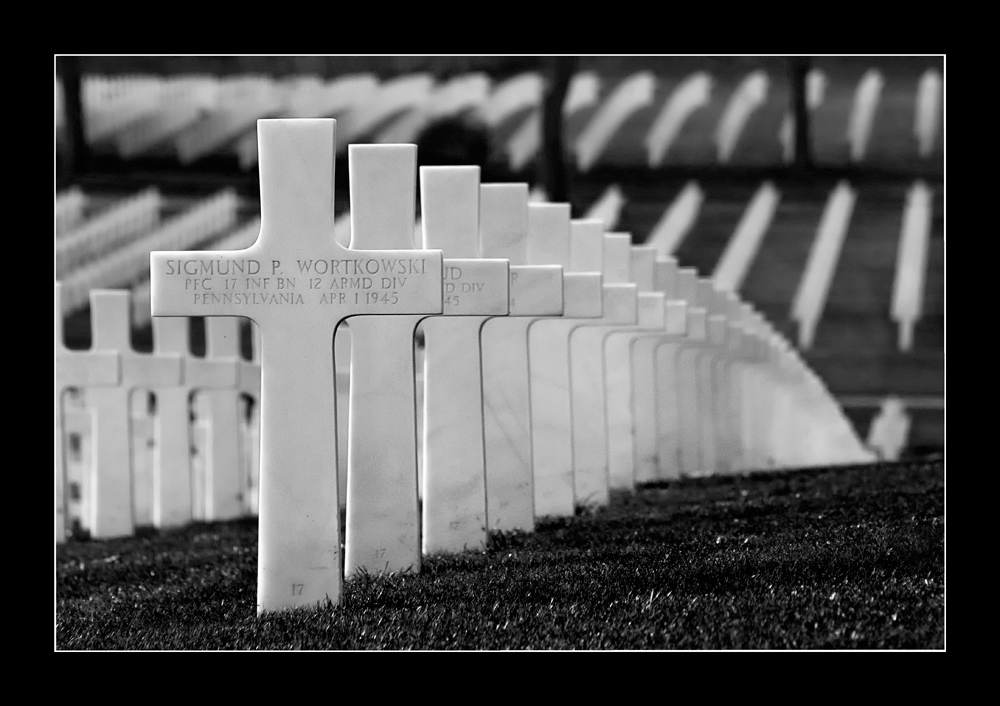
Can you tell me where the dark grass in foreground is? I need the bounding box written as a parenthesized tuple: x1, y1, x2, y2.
(56, 459, 944, 650)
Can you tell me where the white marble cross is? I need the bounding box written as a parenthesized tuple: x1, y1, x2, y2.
(719, 292, 781, 474)
(568, 229, 638, 507)
(604, 245, 665, 492)
(759, 326, 811, 467)
(674, 279, 720, 477)
(755, 317, 797, 467)
(732, 305, 771, 470)
(420, 166, 509, 556)
(90, 291, 184, 534)
(343, 145, 439, 580)
(56, 284, 119, 542)
(654, 267, 700, 480)
(688, 280, 733, 475)
(745, 305, 782, 469)
(528, 216, 604, 517)
(188, 318, 246, 521)
(632, 257, 687, 483)
(704, 285, 758, 474)
(67, 292, 161, 537)
(708, 291, 751, 474)
(151, 119, 443, 613)
(148, 317, 200, 528)
(479, 185, 563, 534)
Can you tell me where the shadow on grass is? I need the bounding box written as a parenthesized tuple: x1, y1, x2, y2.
(57, 460, 943, 650)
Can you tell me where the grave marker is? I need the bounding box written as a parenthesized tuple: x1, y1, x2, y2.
(780, 68, 826, 163)
(62, 390, 92, 535)
(654, 267, 699, 479)
(687, 281, 728, 475)
(420, 166, 509, 556)
(891, 181, 932, 351)
(479, 185, 563, 533)
(575, 71, 655, 172)
(478, 72, 537, 127)
(646, 72, 712, 167)
(375, 73, 492, 144)
(70, 291, 141, 537)
(188, 318, 246, 521)
(716, 70, 768, 163)
(568, 230, 637, 507)
(56, 188, 162, 278)
(62, 189, 238, 314)
(646, 181, 704, 257)
(733, 303, 771, 470)
(710, 291, 752, 473)
(505, 72, 601, 172)
(528, 212, 604, 517)
(604, 245, 665, 491)
(338, 74, 434, 145)
(694, 284, 740, 474)
(915, 69, 942, 158)
(90, 291, 184, 531)
(175, 78, 283, 165)
(151, 118, 443, 613)
(344, 145, 442, 578)
(583, 184, 626, 231)
(148, 317, 198, 527)
(56, 284, 118, 541)
(848, 69, 884, 162)
(57, 187, 87, 236)
(631, 256, 686, 483)
(791, 181, 856, 349)
(115, 77, 216, 158)
(712, 181, 780, 294)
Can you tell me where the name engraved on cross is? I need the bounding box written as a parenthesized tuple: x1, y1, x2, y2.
(151, 119, 443, 613)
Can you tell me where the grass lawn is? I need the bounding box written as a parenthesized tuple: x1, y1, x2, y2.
(56, 458, 943, 650)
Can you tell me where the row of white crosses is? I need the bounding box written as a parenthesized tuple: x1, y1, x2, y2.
(62, 66, 942, 171)
(57, 118, 871, 615)
(58, 189, 239, 314)
(163, 118, 869, 612)
(56, 285, 260, 539)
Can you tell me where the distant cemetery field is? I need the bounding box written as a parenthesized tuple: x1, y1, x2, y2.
(56, 458, 944, 650)
(58, 173, 944, 453)
(59, 55, 943, 180)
